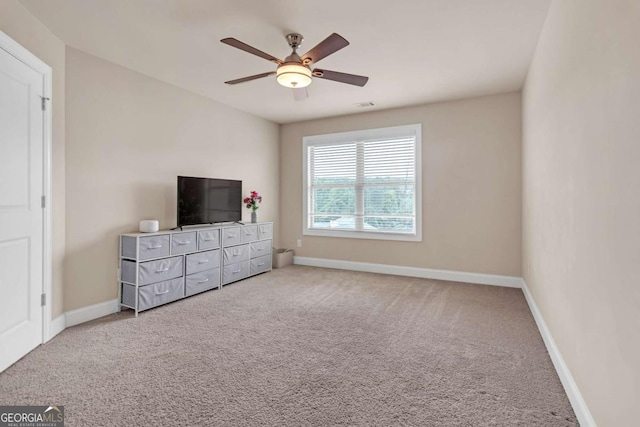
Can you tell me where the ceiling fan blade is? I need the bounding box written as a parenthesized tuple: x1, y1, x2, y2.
(300, 33, 349, 66)
(224, 72, 276, 85)
(313, 69, 369, 87)
(220, 38, 283, 64)
(293, 87, 308, 101)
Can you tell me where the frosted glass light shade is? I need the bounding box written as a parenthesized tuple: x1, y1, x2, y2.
(276, 64, 312, 88)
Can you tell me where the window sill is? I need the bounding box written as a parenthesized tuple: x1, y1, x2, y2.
(303, 228, 422, 242)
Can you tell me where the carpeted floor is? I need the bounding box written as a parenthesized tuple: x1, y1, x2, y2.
(0, 266, 577, 426)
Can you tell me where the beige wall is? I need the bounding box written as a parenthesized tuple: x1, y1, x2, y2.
(280, 93, 522, 276)
(0, 1, 66, 318)
(65, 48, 279, 311)
(523, 0, 640, 425)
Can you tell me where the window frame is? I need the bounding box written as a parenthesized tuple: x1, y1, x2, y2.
(302, 124, 422, 242)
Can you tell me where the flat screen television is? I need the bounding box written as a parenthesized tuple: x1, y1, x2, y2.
(177, 176, 242, 226)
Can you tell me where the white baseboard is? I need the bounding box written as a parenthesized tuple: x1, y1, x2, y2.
(65, 299, 119, 328)
(293, 256, 522, 288)
(520, 279, 596, 427)
(49, 314, 66, 340)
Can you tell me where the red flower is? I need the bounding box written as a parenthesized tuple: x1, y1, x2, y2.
(245, 191, 263, 211)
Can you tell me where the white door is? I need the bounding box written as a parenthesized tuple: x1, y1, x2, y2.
(0, 45, 45, 372)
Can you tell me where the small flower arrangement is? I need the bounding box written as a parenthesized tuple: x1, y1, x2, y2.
(244, 190, 262, 212)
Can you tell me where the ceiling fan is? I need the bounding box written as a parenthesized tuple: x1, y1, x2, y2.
(220, 33, 369, 96)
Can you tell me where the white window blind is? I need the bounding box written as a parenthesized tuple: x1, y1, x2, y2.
(303, 124, 422, 241)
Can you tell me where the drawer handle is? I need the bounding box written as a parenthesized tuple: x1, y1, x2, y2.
(233, 269, 241, 274)
(198, 259, 209, 264)
(258, 262, 265, 266)
(256, 247, 263, 251)
(176, 241, 191, 245)
(233, 251, 240, 256)
(155, 268, 170, 273)
(203, 238, 216, 242)
(149, 245, 163, 249)
(155, 290, 170, 295)
(197, 278, 209, 284)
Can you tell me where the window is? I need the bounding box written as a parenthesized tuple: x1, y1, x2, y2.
(303, 124, 422, 241)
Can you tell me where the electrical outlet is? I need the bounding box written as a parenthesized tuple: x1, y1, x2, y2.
(297, 239, 302, 248)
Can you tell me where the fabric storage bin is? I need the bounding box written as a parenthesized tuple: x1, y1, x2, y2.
(250, 254, 272, 275)
(136, 256, 183, 286)
(122, 234, 170, 260)
(258, 223, 273, 240)
(185, 268, 221, 296)
(223, 244, 250, 265)
(186, 249, 220, 275)
(241, 225, 258, 243)
(222, 226, 242, 246)
(197, 229, 220, 250)
(171, 231, 197, 255)
(250, 240, 271, 258)
(122, 277, 184, 311)
(272, 249, 294, 268)
(223, 261, 250, 285)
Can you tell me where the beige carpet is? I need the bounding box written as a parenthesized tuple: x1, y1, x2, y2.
(0, 266, 577, 426)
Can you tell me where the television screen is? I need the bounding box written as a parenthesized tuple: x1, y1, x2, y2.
(177, 176, 242, 226)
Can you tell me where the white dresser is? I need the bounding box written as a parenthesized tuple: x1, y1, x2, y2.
(119, 222, 273, 315)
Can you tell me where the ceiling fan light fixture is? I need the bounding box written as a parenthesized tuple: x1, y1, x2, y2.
(276, 63, 312, 88)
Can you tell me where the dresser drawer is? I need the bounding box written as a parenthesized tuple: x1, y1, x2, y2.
(122, 277, 184, 311)
(171, 231, 197, 255)
(185, 268, 221, 296)
(135, 256, 183, 286)
(258, 223, 273, 240)
(223, 244, 250, 265)
(222, 226, 242, 246)
(241, 225, 258, 243)
(198, 229, 220, 250)
(186, 249, 220, 275)
(250, 254, 272, 275)
(222, 261, 250, 285)
(250, 240, 271, 259)
(126, 235, 170, 260)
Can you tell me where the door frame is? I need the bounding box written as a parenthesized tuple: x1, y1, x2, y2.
(0, 30, 53, 343)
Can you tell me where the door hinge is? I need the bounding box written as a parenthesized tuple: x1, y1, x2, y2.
(41, 97, 50, 111)
(41, 195, 46, 209)
(41, 293, 46, 307)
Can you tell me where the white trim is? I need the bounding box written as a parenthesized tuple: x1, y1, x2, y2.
(293, 256, 522, 288)
(302, 124, 422, 242)
(65, 299, 119, 328)
(50, 314, 66, 339)
(0, 30, 54, 344)
(0, 31, 51, 71)
(303, 227, 421, 242)
(39, 299, 119, 338)
(41, 52, 53, 343)
(520, 279, 596, 427)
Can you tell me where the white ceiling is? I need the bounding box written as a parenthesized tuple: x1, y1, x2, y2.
(20, 0, 551, 124)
